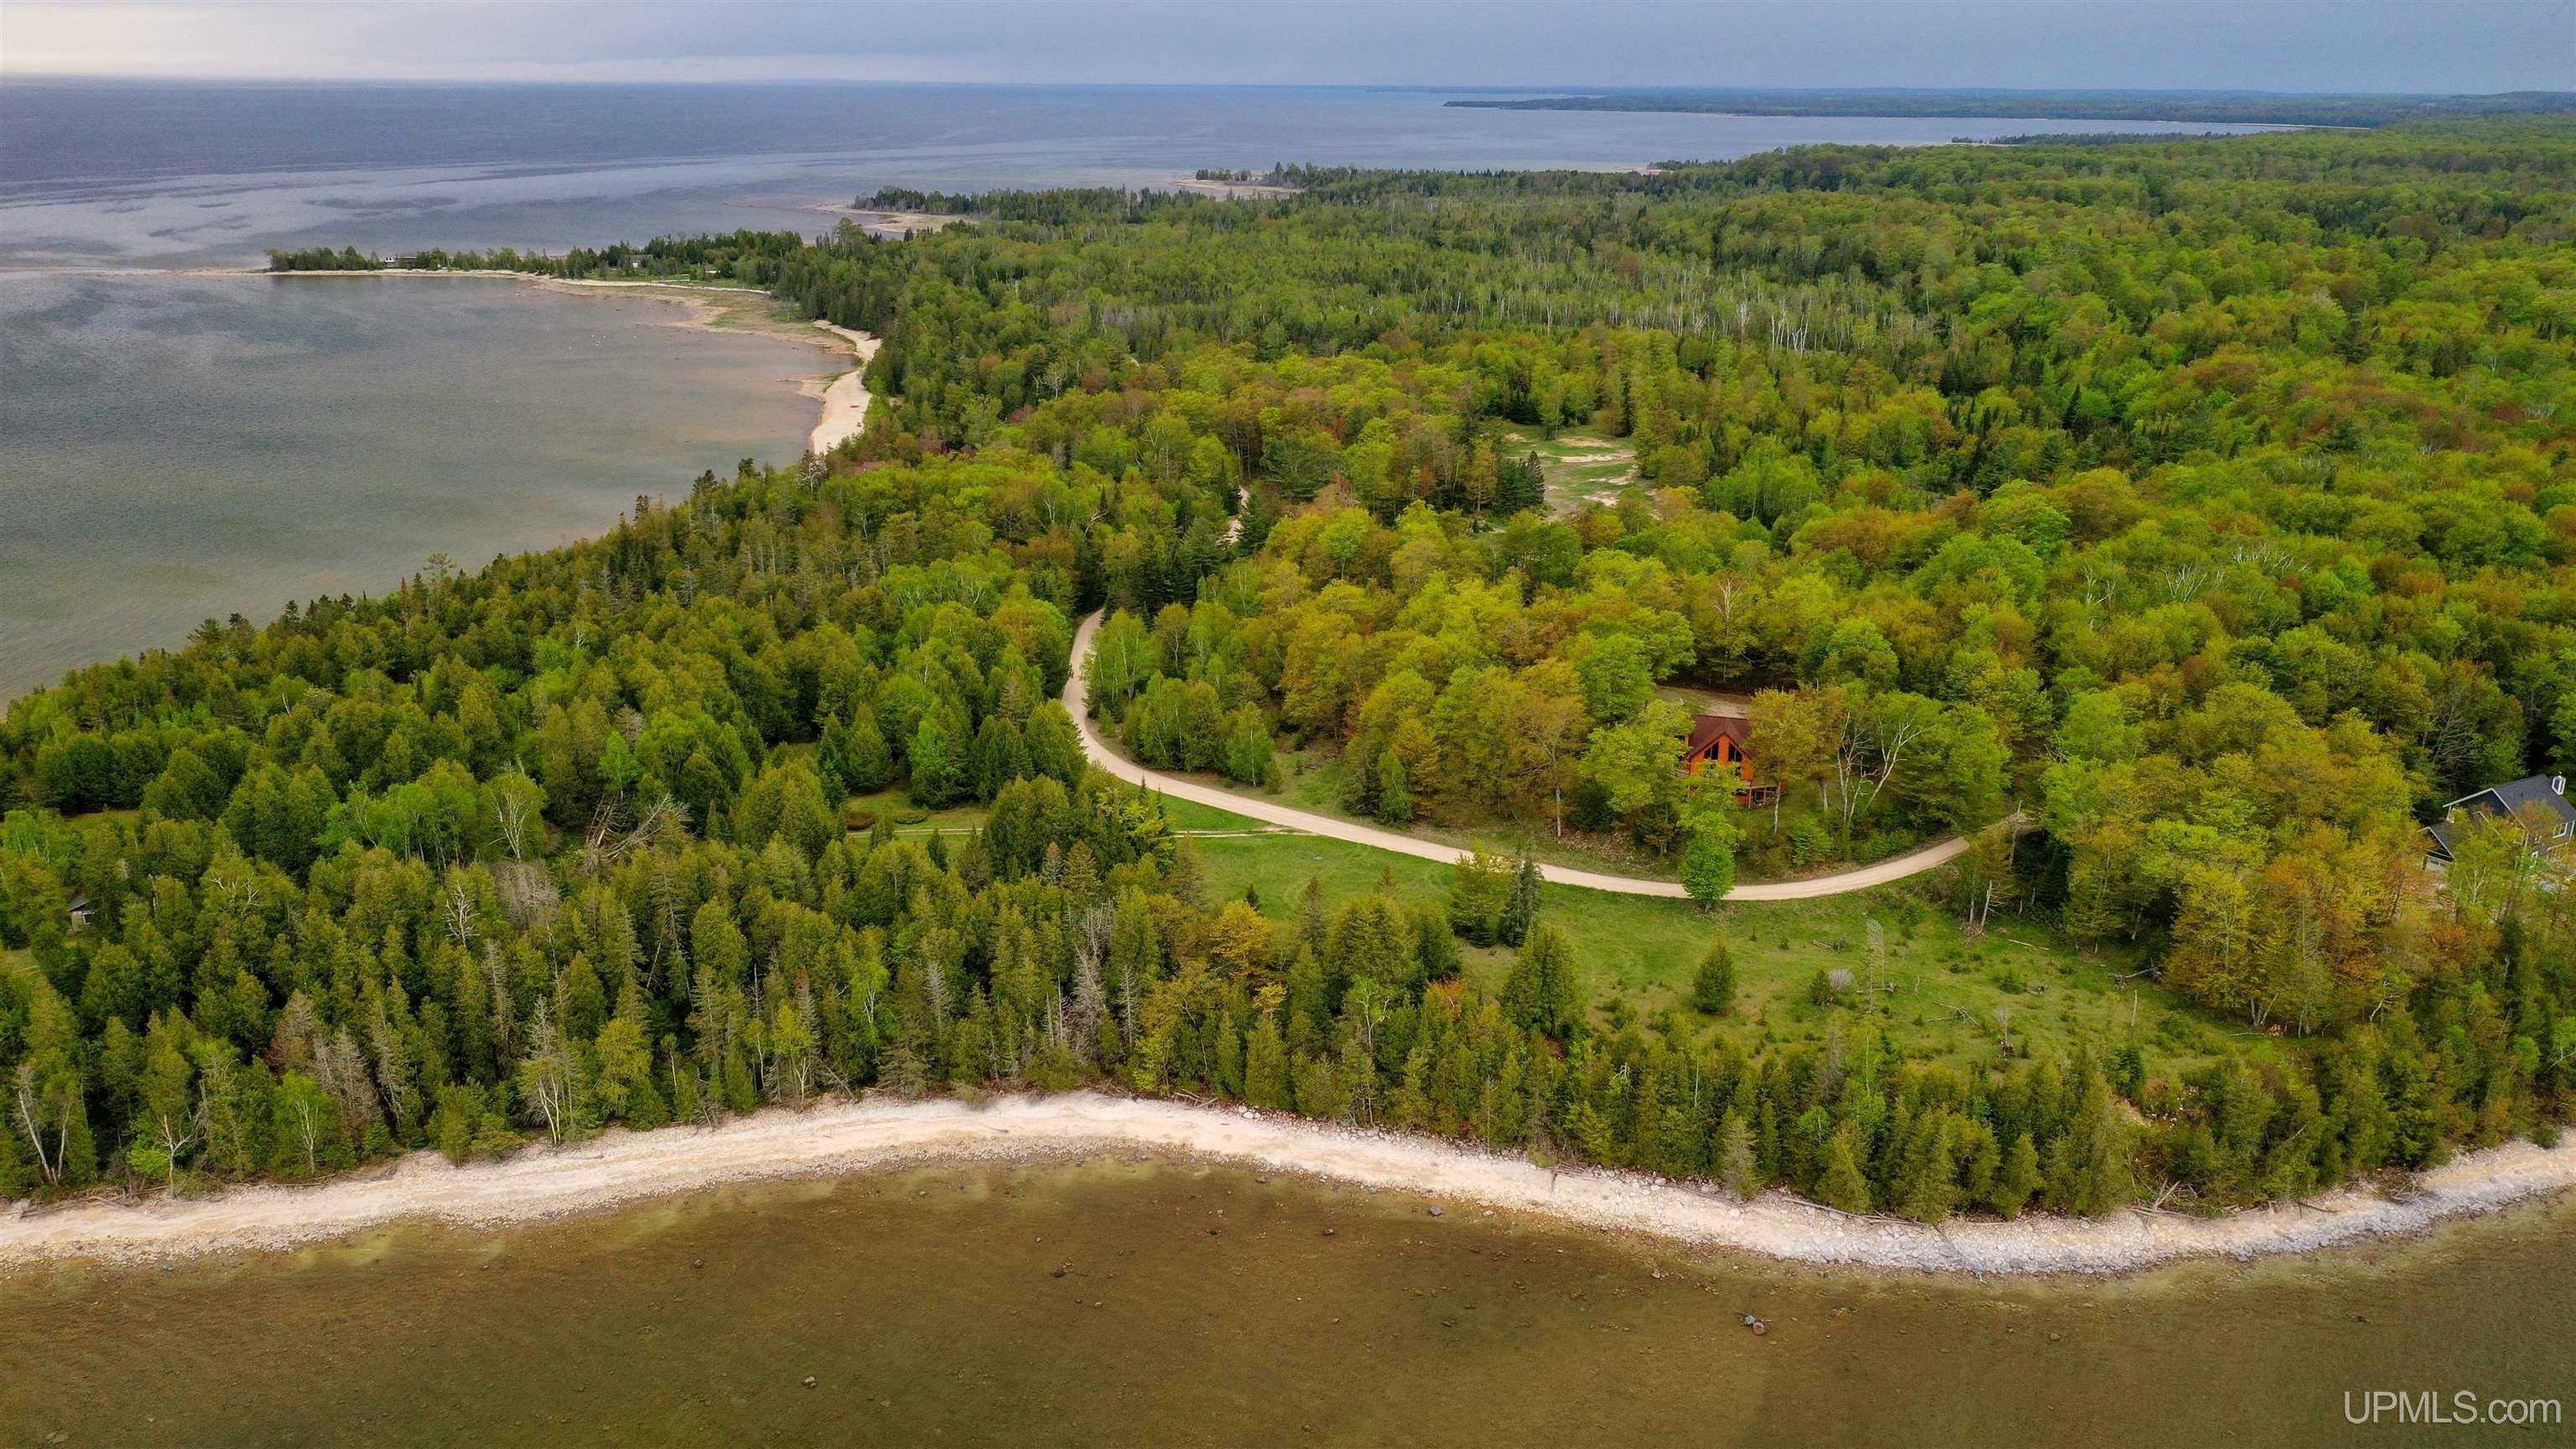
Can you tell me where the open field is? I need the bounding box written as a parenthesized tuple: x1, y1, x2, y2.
(1499, 428, 1641, 513)
(1174, 794, 2220, 1069)
(815, 781, 2168, 1072)
(839, 786, 1001, 837)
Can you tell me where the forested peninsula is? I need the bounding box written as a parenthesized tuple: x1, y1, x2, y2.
(13, 120, 2576, 1239)
(1441, 87, 2576, 129)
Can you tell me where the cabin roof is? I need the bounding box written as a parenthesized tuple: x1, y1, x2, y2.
(1685, 712, 1751, 757)
(2426, 774, 2576, 860)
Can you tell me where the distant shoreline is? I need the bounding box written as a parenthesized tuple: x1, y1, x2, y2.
(1430, 86, 2573, 129)
(3, 1090, 2569, 1274)
(1442, 103, 2329, 132)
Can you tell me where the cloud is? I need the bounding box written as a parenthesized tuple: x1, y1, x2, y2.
(9, 0, 2572, 91)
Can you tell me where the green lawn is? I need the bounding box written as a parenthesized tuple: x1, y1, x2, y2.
(839, 782, 1291, 841)
(1263, 746, 1939, 886)
(828, 776, 2233, 1070)
(1270, 746, 1675, 879)
(1181, 797, 2231, 1069)
(1498, 428, 1641, 514)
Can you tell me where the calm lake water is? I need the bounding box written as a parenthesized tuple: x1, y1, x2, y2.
(0, 272, 819, 698)
(0, 80, 2274, 694)
(2, 1159, 2569, 1447)
(0, 80, 2279, 269)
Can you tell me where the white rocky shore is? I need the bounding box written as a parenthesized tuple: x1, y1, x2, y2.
(4, 1091, 2568, 1271)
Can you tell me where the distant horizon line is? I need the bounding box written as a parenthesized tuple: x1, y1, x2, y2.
(11, 74, 2571, 100)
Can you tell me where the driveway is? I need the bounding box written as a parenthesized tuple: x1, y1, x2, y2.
(1064, 609, 2000, 901)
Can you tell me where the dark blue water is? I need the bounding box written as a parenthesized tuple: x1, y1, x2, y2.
(0, 79, 2277, 267)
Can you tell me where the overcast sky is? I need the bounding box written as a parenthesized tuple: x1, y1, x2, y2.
(11, 1, 2572, 91)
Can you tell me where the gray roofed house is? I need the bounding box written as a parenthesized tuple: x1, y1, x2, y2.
(2424, 773, 2576, 865)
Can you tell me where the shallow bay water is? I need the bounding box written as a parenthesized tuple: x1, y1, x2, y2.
(3, 1160, 2568, 1447)
(0, 272, 820, 696)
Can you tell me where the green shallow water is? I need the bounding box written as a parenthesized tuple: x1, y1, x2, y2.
(3, 1161, 2572, 1447)
(0, 272, 823, 698)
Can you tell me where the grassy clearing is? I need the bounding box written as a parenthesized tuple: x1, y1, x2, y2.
(1180, 797, 2229, 1070)
(835, 782, 1285, 840)
(813, 775, 2224, 1069)
(1264, 748, 1943, 883)
(1499, 428, 1641, 514)
(1154, 793, 1286, 833)
(589, 282, 841, 355)
(1270, 746, 1676, 878)
(840, 787, 993, 837)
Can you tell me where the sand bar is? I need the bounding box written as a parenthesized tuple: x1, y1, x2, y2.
(805, 319, 880, 453)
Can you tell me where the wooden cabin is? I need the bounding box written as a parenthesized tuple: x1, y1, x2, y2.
(1683, 712, 1776, 805)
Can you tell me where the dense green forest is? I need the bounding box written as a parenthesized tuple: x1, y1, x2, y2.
(24, 118, 2576, 1222)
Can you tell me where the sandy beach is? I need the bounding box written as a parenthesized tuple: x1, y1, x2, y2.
(803, 319, 880, 453)
(4, 1090, 2568, 1272)
(1166, 174, 1304, 200)
(265, 268, 878, 455)
(805, 204, 972, 236)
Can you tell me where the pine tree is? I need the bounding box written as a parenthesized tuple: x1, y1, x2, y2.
(1244, 1015, 1292, 1109)
(1817, 1126, 1872, 1214)
(1299, 877, 1329, 956)
(1412, 902, 1462, 981)
(1897, 1113, 1961, 1224)
(821, 708, 894, 793)
(1964, 1122, 2002, 1203)
(906, 713, 969, 808)
(1166, 839, 1204, 906)
(2050, 1073, 2137, 1214)
(1500, 925, 1581, 1039)
(1214, 1015, 1244, 1098)
(1716, 1109, 1759, 1201)
(1375, 748, 1413, 823)
(1690, 937, 1737, 1015)
(1499, 853, 1543, 947)
(1293, 1052, 1348, 1119)
(1993, 1132, 2042, 1218)
(0, 1112, 29, 1199)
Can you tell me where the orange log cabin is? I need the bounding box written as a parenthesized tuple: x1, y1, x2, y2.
(1683, 711, 1779, 806)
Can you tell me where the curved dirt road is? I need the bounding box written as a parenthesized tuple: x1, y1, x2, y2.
(1064, 610, 1999, 901)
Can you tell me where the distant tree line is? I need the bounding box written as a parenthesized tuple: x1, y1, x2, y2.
(1446, 88, 2576, 129)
